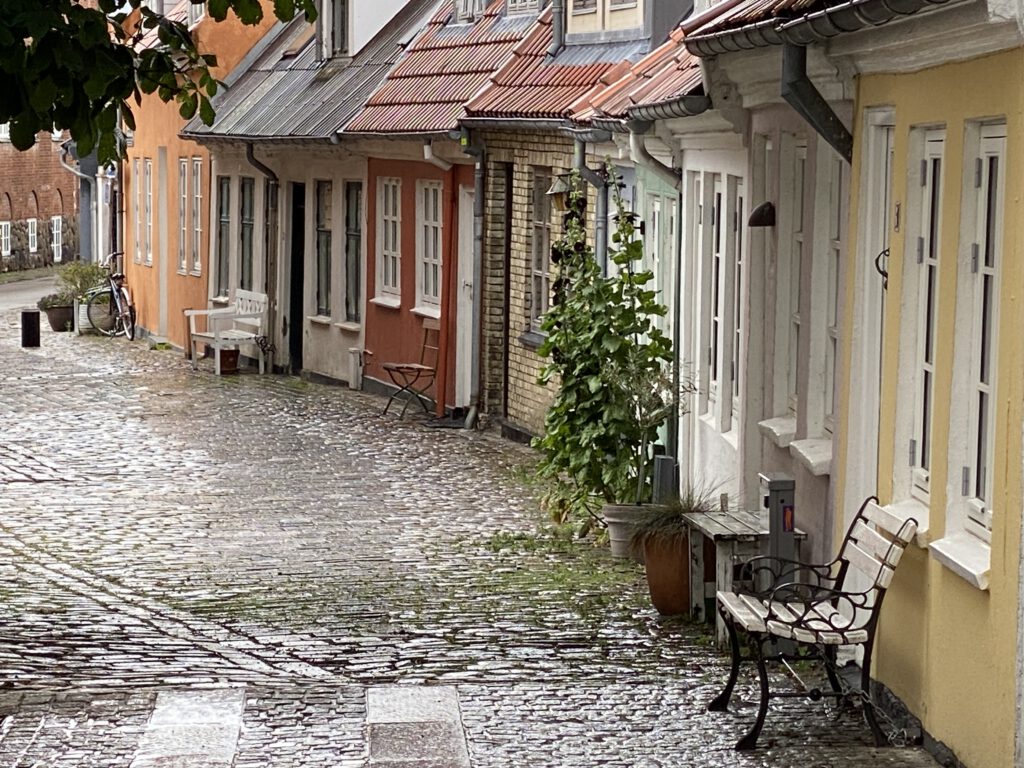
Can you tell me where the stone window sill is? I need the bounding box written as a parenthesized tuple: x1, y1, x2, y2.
(519, 330, 546, 350)
(758, 416, 796, 448)
(789, 438, 832, 476)
(884, 498, 930, 548)
(308, 315, 332, 326)
(929, 532, 990, 591)
(370, 296, 401, 310)
(334, 321, 361, 333)
(411, 305, 441, 320)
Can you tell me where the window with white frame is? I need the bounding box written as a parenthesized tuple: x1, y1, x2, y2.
(786, 144, 807, 415)
(178, 158, 188, 272)
(457, 0, 486, 22)
(315, 180, 332, 316)
(215, 176, 231, 297)
(957, 123, 1005, 538)
(530, 168, 551, 332)
(0, 221, 10, 257)
(144, 158, 153, 265)
(27, 218, 37, 253)
(240, 176, 255, 291)
(824, 157, 844, 433)
(731, 181, 745, 421)
(133, 158, 142, 263)
(187, 0, 205, 26)
(345, 181, 362, 323)
(377, 177, 401, 299)
(507, 0, 538, 13)
(708, 175, 723, 406)
(327, 0, 348, 55)
(910, 131, 945, 500)
(416, 180, 442, 311)
(0, 124, 9, 142)
(51, 216, 62, 263)
(191, 158, 202, 273)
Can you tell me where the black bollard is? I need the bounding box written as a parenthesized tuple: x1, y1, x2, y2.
(21, 310, 40, 348)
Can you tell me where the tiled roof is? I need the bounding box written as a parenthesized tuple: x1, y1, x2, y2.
(683, 0, 816, 39)
(465, 7, 644, 121)
(183, 0, 441, 141)
(346, 1, 535, 134)
(573, 28, 703, 122)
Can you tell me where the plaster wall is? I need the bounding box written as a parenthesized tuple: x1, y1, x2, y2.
(837, 48, 1024, 768)
(351, 0, 408, 54)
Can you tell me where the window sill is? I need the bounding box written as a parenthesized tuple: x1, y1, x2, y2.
(370, 296, 401, 310)
(884, 498, 930, 548)
(571, 8, 598, 15)
(411, 305, 441, 320)
(334, 321, 361, 333)
(789, 438, 832, 477)
(758, 416, 796, 449)
(519, 329, 546, 350)
(929, 532, 991, 591)
(190, 270, 202, 278)
(308, 315, 332, 326)
(211, 296, 230, 307)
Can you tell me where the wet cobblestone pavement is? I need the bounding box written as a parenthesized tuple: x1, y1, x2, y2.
(0, 304, 940, 767)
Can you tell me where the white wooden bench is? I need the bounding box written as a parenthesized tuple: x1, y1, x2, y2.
(185, 289, 269, 375)
(707, 496, 918, 750)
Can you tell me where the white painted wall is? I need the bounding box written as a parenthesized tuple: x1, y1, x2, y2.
(352, 0, 410, 54)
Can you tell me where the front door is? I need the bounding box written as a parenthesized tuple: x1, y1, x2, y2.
(288, 182, 305, 373)
(456, 186, 474, 407)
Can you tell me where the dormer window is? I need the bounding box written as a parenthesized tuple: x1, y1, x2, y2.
(507, 0, 538, 13)
(187, 1, 206, 26)
(322, 0, 349, 57)
(456, 0, 486, 23)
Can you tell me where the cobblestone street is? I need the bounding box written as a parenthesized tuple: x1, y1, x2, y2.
(0, 294, 940, 766)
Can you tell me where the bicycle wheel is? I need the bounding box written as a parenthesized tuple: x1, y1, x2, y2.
(123, 306, 136, 341)
(86, 291, 117, 336)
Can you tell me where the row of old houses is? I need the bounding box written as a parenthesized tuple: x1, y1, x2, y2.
(124, 0, 1024, 765)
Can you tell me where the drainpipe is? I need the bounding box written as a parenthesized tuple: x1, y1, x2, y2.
(573, 138, 608, 270)
(461, 137, 486, 430)
(245, 142, 279, 370)
(781, 43, 853, 163)
(627, 122, 682, 191)
(424, 142, 454, 171)
(58, 144, 98, 263)
(548, 0, 565, 59)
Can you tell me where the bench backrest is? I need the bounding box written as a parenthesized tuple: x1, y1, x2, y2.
(235, 289, 268, 319)
(838, 497, 918, 597)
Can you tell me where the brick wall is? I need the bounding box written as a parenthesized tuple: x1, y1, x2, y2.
(0, 131, 80, 270)
(480, 128, 602, 438)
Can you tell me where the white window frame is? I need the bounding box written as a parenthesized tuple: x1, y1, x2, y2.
(191, 158, 203, 274)
(0, 221, 10, 257)
(786, 144, 807, 417)
(240, 176, 256, 292)
(133, 157, 142, 264)
(415, 180, 443, 313)
(314, 179, 332, 316)
(507, 0, 538, 13)
(910, 130, 945, 502)
(144, 157, 153, 266)
(178, 158, 188, 272)
(0, 124, 9, 142)
(344, 180, 363, 323)
(731, 180, 745, 424)
(27, 218, 37, 253)
(50, 216, 62, 263)
(376, 177, 401, 301)
(824, 156, 844, 434)
(530, 168, 551, 333)
(457, 0, 486, 22)
(708, 175, 724, 408)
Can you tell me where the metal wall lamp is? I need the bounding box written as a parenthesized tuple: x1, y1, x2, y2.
(748, 201, 775, 227)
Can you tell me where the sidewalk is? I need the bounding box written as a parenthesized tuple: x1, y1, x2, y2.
(0, 307, 940, 767)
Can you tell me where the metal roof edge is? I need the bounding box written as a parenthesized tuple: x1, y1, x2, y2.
(459, 117, 570, 131)
(627, 94, 712, 121)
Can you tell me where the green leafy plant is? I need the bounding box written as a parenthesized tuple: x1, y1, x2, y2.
(629, 482, 723, 548)
(56, 260, 107, 301)
(533, 172, 676, 528)
(37, 292, 71, 310)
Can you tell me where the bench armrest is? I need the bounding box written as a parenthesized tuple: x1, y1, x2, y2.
(734, 556, 839, 596)
(765, 582, 873, 623)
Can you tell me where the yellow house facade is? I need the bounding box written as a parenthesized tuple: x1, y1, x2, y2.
(836, 16, 1024, 767)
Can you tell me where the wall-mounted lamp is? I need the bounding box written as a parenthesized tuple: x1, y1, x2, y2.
(546, 173, 572, 212)
(747, 201, 775, 227)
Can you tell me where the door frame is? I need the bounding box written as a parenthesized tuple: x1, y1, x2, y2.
(455, 185, 474, 407)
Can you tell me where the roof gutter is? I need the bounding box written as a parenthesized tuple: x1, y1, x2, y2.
(781, 43, 853, 162)
(459, 117, 569, 132)
(685, 0, 955, 55)
(627, 121, 682, 191)
(627, 93, 712, 122)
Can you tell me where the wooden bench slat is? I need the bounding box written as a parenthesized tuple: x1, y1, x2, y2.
(863, 500, 917, 542)
(851, 520, 902, 566)
(845, 541, 895, 587)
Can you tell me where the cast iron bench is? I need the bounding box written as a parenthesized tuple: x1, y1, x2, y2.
(185, 289, 269, 375)
(707, 496, 918, 750)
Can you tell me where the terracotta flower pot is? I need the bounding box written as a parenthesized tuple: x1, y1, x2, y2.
(642, 533, 690, 616)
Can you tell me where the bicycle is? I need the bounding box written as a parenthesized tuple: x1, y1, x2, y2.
(85, 252, 136, 340)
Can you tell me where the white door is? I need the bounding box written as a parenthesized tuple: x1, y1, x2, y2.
(456, 186, 474, 407)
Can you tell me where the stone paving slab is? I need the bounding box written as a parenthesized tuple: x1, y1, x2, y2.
(0, 307, 942, 767)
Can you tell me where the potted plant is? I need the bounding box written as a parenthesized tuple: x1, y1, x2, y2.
(533, 172, 678, 556)
(630, 484, 720, 616)
(37, 291, 75, 332)
(54, 260, 108, 332)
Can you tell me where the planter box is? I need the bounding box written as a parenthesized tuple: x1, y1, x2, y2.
(42, 305, 74, 332)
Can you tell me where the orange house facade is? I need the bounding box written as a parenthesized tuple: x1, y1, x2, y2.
(124, 1, 275, 348)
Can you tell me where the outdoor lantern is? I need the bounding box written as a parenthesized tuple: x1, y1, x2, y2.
(747, 201, 775, 227)
(546, 174, 572, 212)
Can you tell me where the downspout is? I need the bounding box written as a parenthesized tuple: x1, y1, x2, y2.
(627, 122, 682, 191)
(424, 142, 454, 171)
(573, 138, 608, 270)
(548, 0, 565, 59)
(58, 144, 98, 263)
(781, 43, 853, 163)
(245, 142, 279, 370)
(461, 138, 486, 430)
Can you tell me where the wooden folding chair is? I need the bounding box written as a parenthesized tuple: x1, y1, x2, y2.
(381, 317, 439, 417)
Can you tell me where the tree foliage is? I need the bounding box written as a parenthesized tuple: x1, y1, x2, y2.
(533, 172, 674, 528)
(0, 0, 316, 164)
